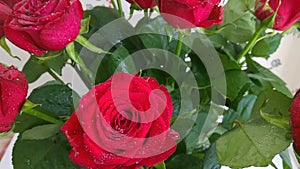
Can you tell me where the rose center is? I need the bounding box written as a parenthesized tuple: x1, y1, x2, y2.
(113, 114, 131, 134)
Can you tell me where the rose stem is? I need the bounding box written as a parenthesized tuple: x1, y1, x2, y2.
(116, 0, 124, 17)
(236, 25, 266, 63)
(111, 0, 118, 10)
(22, 108, 64, 125)
(75, 35, 111, 54)
(47, 69, 64, 84)
(176, 30, 185, 57)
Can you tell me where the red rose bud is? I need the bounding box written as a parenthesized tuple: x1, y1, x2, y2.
(62, 72, 179, 169)
(126, 0, 156, 9)
(4, 0, 84, 56)
(0, 64, 28, 132)
(158, 0, 224, 28)
(255, 0, 300, 31)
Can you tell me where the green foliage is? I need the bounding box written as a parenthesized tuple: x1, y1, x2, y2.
(216, 90, 292, 168)
(220, 0, 257, 43)
(13, 133, 81, 169)
(22, 52, 68, 83)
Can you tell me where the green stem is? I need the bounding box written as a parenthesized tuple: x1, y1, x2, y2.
(47, 69, 64, 84)
(66, 42, 93, 79)
(75, 35, 110, 54)
(237, 25, 266, 63)
(22, 108, 64, 125)
(176, 31, 185, 57)
(116, 0, 124, 17)
(110, 0, 117, 10)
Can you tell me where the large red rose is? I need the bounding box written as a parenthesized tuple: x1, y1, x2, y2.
(255, 0, 300, 31)
(3, 0, 84, 56)
(0, 0, 20, 37)
(126, 0, 156, 9)
(61, 72, 179, 169)
(0, 64, 28, 132)
(158, 0, 224, 28)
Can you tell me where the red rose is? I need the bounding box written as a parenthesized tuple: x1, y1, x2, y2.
(0, 0, 20, 37)
(255, 0, 300, 31)
(3, 0, 84, 56)
(126, 0, 156, 9)
(0, 64, 28, 132)
(291, 90, 300, 154)
(61, 72, 179, 169)
(158, 0, 224, 28)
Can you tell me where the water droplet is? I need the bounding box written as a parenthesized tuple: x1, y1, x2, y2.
(26, 159, 31, 166)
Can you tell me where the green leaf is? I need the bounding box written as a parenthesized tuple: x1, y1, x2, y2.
(21, 124, 60, 140)
(252, 33, 282, 57)
(22, 57, 48, 83)
(224, 70, 251, 100)
(13, 133, 81, 169)
(28, 83, 79, 117)
(13, 113, 50, 133)
(260, 111, 290, 130)
(154, 162, 166, 169)
(203, 142, 221, 169)
(220, 0, 257, 43)
(166, 154, 202, 169)
(216, 90, 292, 168)
(247, 58, 292, 98)
(95, 45, 136, 83)
(0, 36, 20, 59)
(222, 94, 257, 129)
(22, 53, 68, 83)
(184, 112, 208, 152)
(219, 54, 240, 71)
(42, 52, 68, 75)
(217, 121, 290, 168)
(190, 52, 210, 88)
(80, 15, 91, 34)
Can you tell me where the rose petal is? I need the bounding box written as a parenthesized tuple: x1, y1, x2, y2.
(4, 16, 45, 55)
(38, 0, 83, 51)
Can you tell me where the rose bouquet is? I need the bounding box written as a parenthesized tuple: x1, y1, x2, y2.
(0, 0, 300, 169)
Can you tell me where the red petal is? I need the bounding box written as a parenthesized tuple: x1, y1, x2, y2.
(0, 64, 28, 132)
(39, 0, 83, 51)
(4, 17, 45, 55)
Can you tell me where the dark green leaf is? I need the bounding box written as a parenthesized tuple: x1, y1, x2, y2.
(95, 45, 136, 83)
(28, 83, 79, 117)
(203, 142, 221, 169)
(13, 133, 81, 169)
(22, 57, 48, 83)
(225, 70, 251, 100)
(13, 113, 50, 133)
(166, 154, 202, 169)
